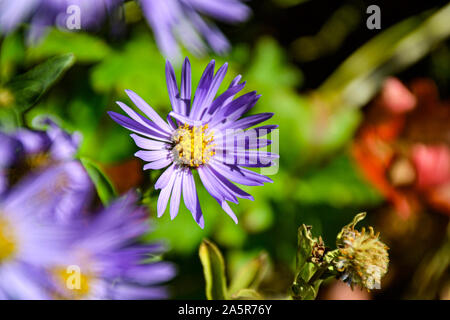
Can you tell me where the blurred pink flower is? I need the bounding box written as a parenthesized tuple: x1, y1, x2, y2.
(412, 144, 450, 190)
(380, 77, 417, 114)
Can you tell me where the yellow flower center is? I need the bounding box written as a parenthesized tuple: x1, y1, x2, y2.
(0, 217, 17, 263)
(52, 266, 93, 299)
(172, 124, 215, 167)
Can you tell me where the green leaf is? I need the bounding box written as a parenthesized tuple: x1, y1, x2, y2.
(80, 157, 117, 205)
(228, 253, 269, 296)
(199, 239, 228, 300)
(296, 225, 314, 274)
(5, 53, 75, 113)
(291, 277, 322, 300)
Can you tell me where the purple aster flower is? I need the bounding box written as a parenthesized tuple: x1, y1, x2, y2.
(0, 118, 93, 222)
(46, 192, 176, 300)
(108, 58, 278, 228)
(140, 0, 251, 60)
(0, 168, 74, 299)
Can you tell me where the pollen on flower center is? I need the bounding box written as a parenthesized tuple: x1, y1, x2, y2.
(172, 124, 215, 167)
(0, 217, 17, 262)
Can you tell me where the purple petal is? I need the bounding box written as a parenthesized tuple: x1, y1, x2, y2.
(125, 89, 172, 133)
(0, 132, 22, 167)
(209, 91, 258, 126)
(108, 111, 171, 142)
(135, 150, 170, 162)
(198, 166, 238, 223)
(0, 0, 39, 32)
(198, 62, 228, 120)
(188, 0, 251, 23)
(207, 80, 246, 116)
(143, 158, 173, 170)
(215, 136, 272, 151)
(190, 60, 215, 119)
(13, 130, 50, 155)
(205, 165, 254, 201)
(183, 6, 230, 54)
(130, 134, 169, 150)
(198, 166, 237, 203)
(169, 171, 183, 220)
(180, 57, 192, 115)
(124, 262, 177, 286)
(217, 113, 274, 130)
(157, 170, 177, 217)
(182, 169, 204, 228)
(155, 163, 177, 189)
(116, 101, 171, 136)
(168, 111, 206, 126)
(112, 284, 169, 300)
(209, 161, 272, 186)
(166, 60, 181, 114)
(220, 201, 238, 224)
(215, 149, 279, 167)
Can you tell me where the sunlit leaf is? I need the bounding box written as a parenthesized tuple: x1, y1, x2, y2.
(296, 225, 314, 275)
(199, 239, 228, 300)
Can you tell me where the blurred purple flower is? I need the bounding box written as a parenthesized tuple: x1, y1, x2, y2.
(0, 0, 121, 42)
(47, 193, 175, 300)
(0, 169, 175, 299)
(0, 169, 73, 299)
(0, 0, 251, 59)
(108, 58, 278, 228)
(140, 0, 251, 60)
(0, 118, 93, 222)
